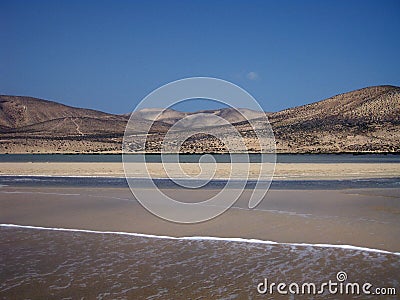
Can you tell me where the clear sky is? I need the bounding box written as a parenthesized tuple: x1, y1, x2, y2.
(1, 0, 399, 114)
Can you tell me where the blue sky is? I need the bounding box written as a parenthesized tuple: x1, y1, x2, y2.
(1, 0, 399, 114)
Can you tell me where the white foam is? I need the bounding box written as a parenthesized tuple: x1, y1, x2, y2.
(0, 174, 126, 179)
(0, 174, 271, 181)
(1, 223, 399, 256)
(0, 191, 81, 196)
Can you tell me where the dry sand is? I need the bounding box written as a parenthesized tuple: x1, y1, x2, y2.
(1, 162, 399, 180)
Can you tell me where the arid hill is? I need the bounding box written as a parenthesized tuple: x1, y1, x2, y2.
(271, 85, 400, 126)
(0, 85, 399, 153)
(130, 107, 266, 128)
(0, 96, 117, 128)
(0, 95, 169, 153)
(268, 85, 400, 152)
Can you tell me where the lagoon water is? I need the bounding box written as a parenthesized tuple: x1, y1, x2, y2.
(0, 175, 399, 190)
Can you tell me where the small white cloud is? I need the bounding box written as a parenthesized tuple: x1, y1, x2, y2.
(246, 71, 259, 80)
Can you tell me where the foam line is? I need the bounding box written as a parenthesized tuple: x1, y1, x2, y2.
(1, 224, 399, 256)
(0, 174, 126, 179)
(0, 191, 81, 196)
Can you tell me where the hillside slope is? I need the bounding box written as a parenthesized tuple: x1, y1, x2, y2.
(0, 95, 118, 129)
(270, 85, 400, 126)
(266, 85, 400, 152)
(1, 86, 399, 153)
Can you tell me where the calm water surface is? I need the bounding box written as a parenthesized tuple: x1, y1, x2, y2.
(0, 153, 399, 163)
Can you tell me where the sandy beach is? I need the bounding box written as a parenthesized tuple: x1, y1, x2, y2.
(1, 185, 399, 251)
(1, 162, 400, 180)
(1, 183, 399, 299)
(1, 160, 399, 298)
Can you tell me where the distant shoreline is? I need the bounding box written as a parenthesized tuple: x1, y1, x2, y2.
(1, 151, 399, 155)
(1, 153, 400, 164)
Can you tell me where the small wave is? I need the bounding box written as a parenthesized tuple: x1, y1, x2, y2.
(0, 191, 81, 196)
(231, 206, 312, 218)
(1, 223, 398, 256)
(0, 174, 126, 179)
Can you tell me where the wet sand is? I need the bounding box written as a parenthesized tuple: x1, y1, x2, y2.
(0, 176, 400, 299)
(1, 162, 400, 180)
(1, 183, 399, 298)
(1, 186, 399, 251)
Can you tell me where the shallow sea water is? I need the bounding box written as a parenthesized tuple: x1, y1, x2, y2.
(0, 226, 398, 299)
